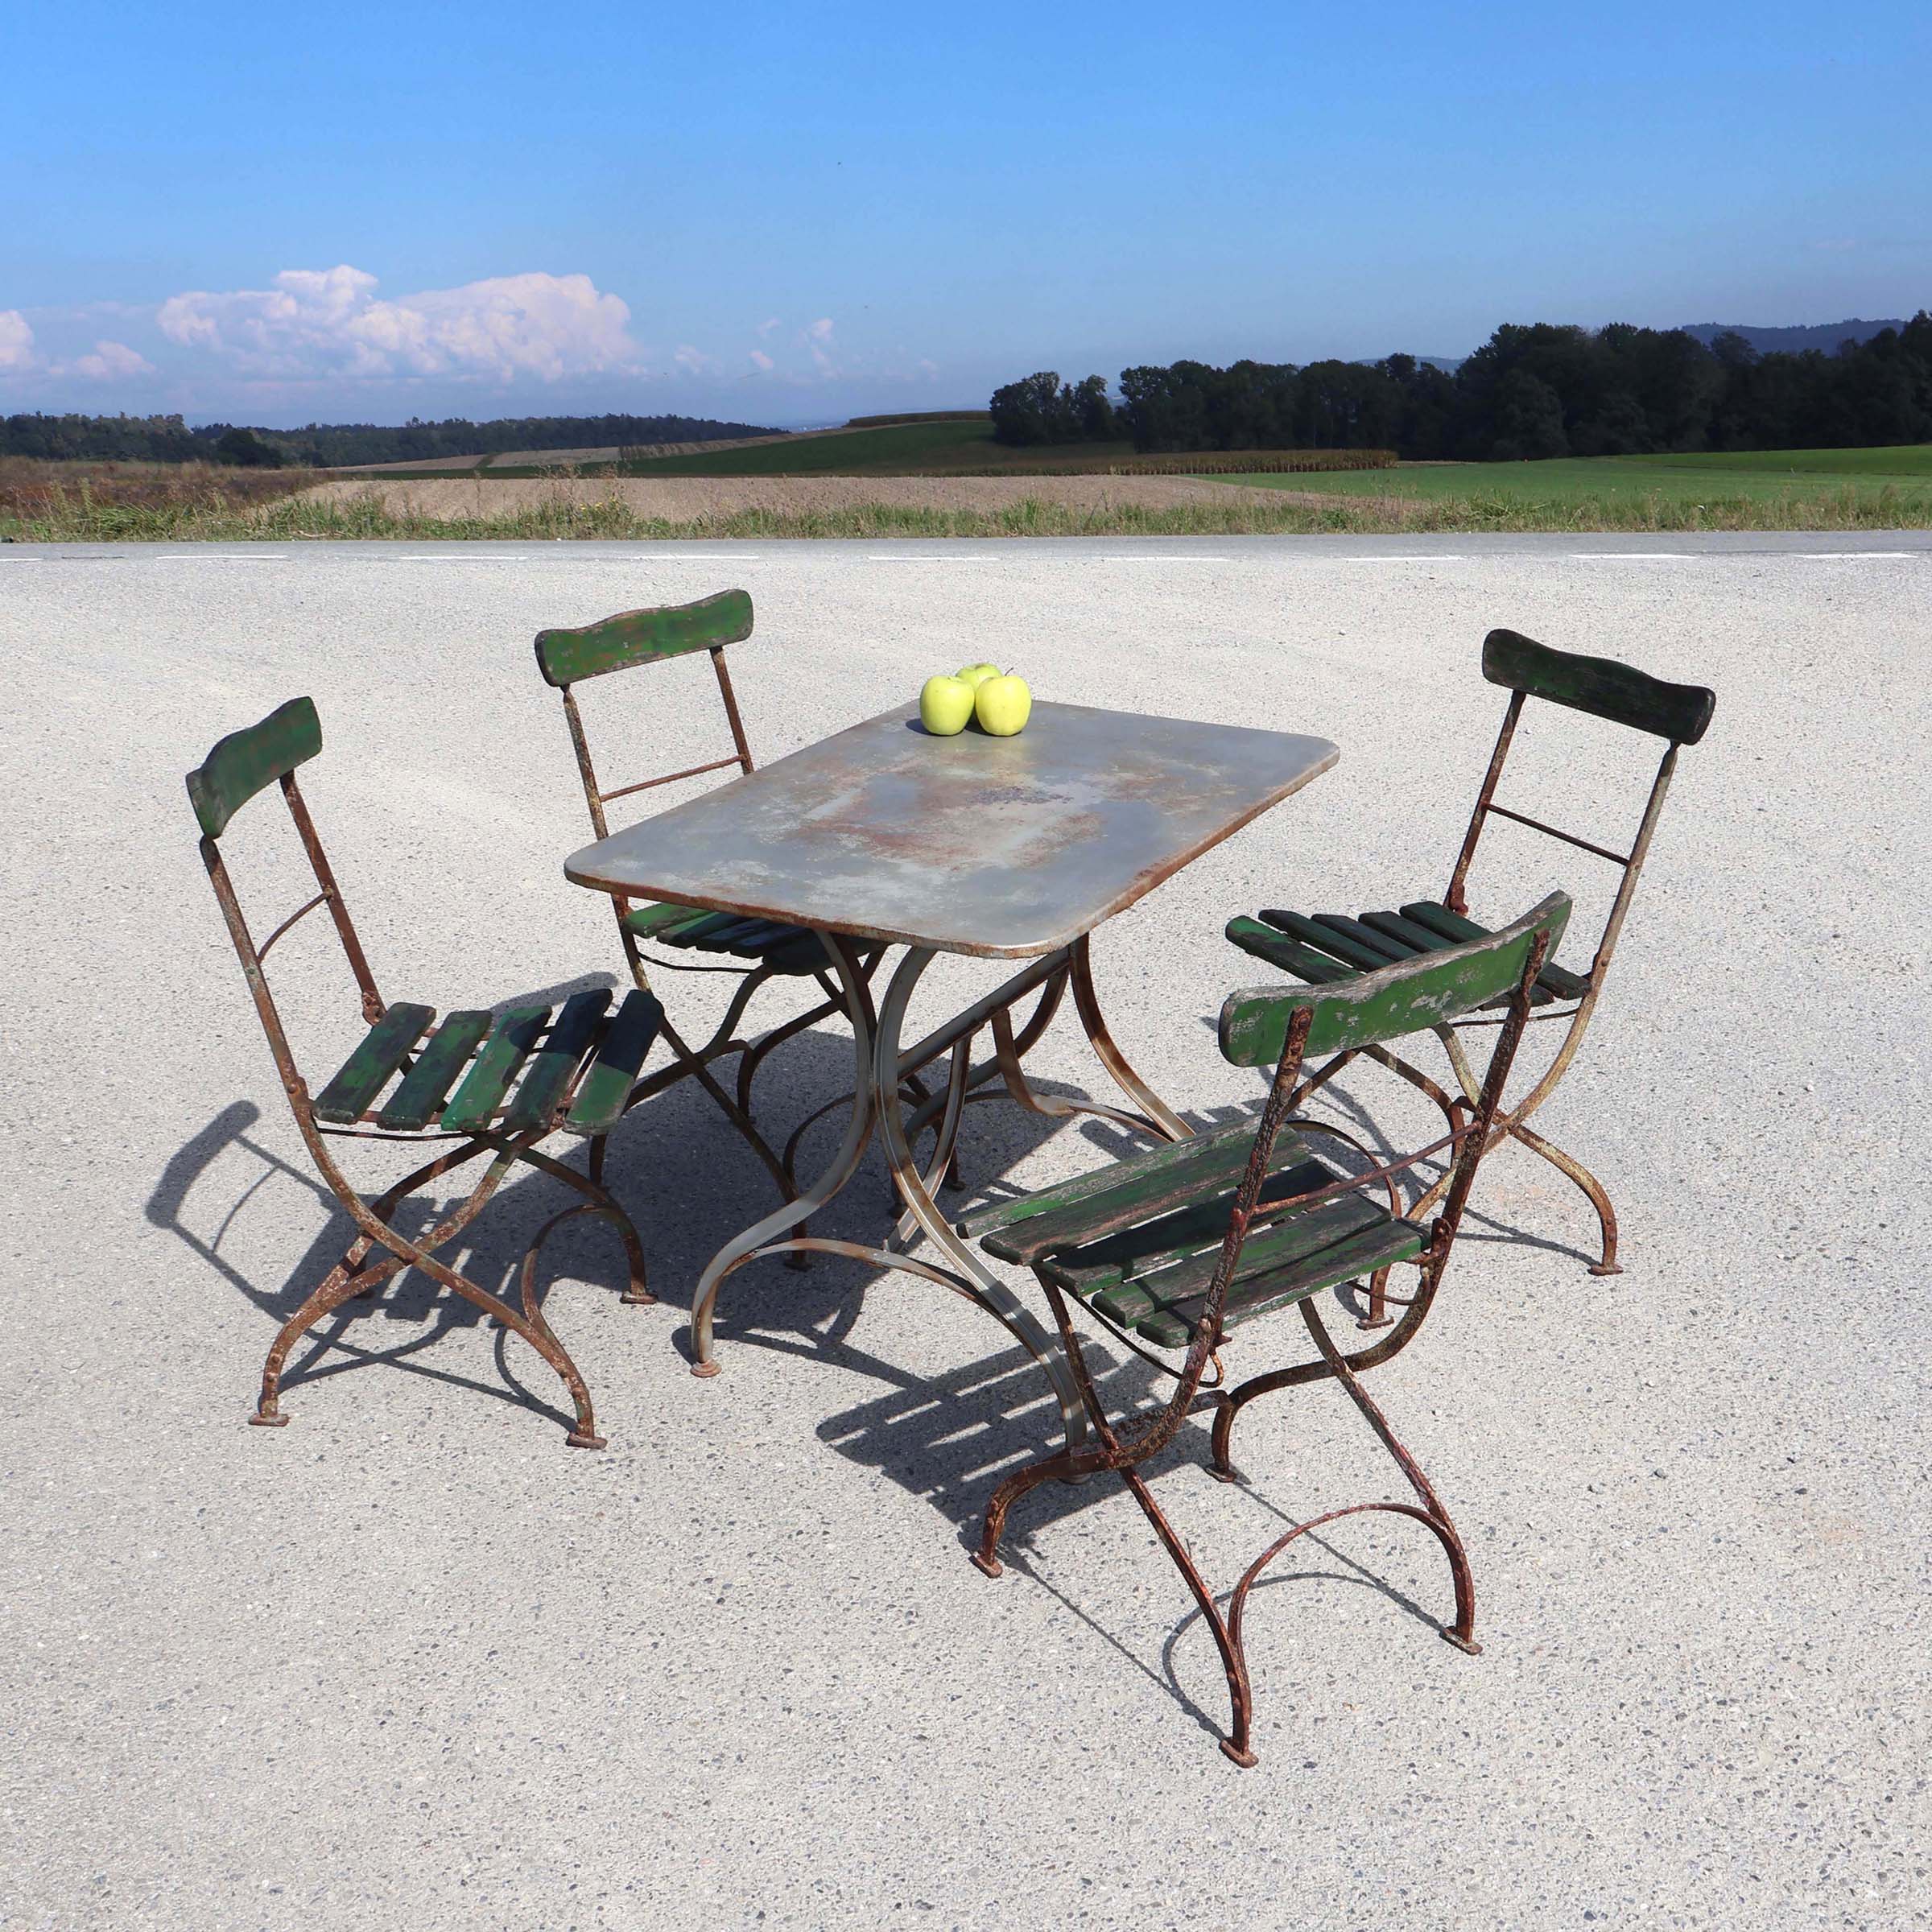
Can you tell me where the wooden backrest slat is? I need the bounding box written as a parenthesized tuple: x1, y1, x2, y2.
(186, 696, 322, 838)
(1482, 629, 1715, 745)
(534, 589, 753, 687)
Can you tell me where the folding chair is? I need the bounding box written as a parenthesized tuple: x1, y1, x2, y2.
(189, 696, 662, 1450)
(535, 590, 886, 1220)
(1227, 628, 1713, 1313)
(959, 894, 1570, 1766)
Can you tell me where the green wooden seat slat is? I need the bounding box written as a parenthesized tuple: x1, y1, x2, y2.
(974, 1122, 1331, 1265)
(502, 990, 613, 1133)
(1221, 894, 1571, 1067)
(1032, 1154, 1339, 1297)
(1360, 909, 1464, 959)
(622, 901, 716, 943)
(377, 1010, 492, 1130)
(762, 934, 836, 975)
(658, 911, 758, 949)
(564, 991, 665, 1137)
(964, 1111, 1263, 1246)
(1401, 900, 1591, 1002)
(1257, 909, 1390, 973)
(312, 1003, 436, 1124)
(1312, 912, 1414, 964)
(1224, 916, 1352, 985)
(721, 919, 811, 956)
(1043, 1156, 1385, 1300)
(693, 917, 782, 952)
(1098, 1215, 1430, 1350)
(440, 1005, 551, 1132)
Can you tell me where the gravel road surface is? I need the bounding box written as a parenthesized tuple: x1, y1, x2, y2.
(2, 534, 1927, 1930)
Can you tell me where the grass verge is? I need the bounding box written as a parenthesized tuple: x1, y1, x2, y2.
(7, 480, 1931, 542)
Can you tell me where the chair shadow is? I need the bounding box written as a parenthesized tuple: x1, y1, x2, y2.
(147, 978, 1087, 1435)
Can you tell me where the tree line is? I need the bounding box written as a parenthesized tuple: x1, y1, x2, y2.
(0, 411, 781, 468)
(991, 314, 1932, 458)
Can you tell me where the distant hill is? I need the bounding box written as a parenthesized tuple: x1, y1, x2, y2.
(0, 410, 783, 468)
(1678, 319, 1906, 355)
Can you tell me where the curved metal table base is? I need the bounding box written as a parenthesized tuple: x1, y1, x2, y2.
(687, 932, 1191, 1459)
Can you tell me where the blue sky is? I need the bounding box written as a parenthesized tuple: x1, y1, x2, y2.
(3, 1, 1927, 426)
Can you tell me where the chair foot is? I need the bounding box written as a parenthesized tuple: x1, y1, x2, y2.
(970, 1551, 1004, 1579)
(1355, 1314, 1397, 1331)
(248, 1410, 290, 1429)
(565, 1429, 608, 1451)
(1587, 1260, 1624, 1278)
(782, 1251, 812, 1272)
(620, 1286, 658, 1306)
(1441, 1629, 1483, 1656)
(1207, 1462, 1242, 1486)
(1219, 1739, 1258, 1769)
(690, 1360, 722, 1380)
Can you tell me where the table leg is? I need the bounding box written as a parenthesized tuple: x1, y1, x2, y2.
(1069, 933, 1192, 1143)
(687, 933, 878, 1376)
(873, 948, 1089, 1455)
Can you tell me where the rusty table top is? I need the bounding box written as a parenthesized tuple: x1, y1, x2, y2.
(564, 700, 1338, 959)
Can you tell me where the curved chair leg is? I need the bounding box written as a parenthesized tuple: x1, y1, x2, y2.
(1512, 1121, 1621, 1274)
(514, 1199, 648, 1449)
(515, 1137, 651, 1305)
(254, 1142, 515, 1428)
(1117, 1465, 1256, 1766)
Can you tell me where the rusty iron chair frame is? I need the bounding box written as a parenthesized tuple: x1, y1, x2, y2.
(536, 590, 914, 1231)
(189, 697, 658, 1450)
(963, 894, 1570, 1766)
(1229, 628, 1714, 1320)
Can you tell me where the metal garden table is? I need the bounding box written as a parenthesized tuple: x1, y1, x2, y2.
(564, 699, 1336, 1450)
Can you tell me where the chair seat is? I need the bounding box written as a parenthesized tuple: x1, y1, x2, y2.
(622, 900, 834, 975)
(1227, 900, 1591, 1007)
(312, 988, 664, 1137)
(960, 1116, 1427, 1350)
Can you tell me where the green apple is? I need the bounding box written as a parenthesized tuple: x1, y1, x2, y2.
(919, 673, 976, 735)
(954, 662, 1001, 689)
(974, 672, 1032, 737)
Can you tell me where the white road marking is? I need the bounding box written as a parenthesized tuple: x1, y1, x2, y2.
(1802, 550, 1919, 559)
(1100, 555, 1232, 564)
(1567, 551, 1692, 561)
(865, 554, 1001, 563)
(150, 552, 291, 562)
(1290, 554, 1469, 565)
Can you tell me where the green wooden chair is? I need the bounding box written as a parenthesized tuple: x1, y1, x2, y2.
(536, 590, 888, 1220)
(959, 893, 1570, 1768)
(1227, 628, 1713, 1315)
(189, 696, 663, 1450)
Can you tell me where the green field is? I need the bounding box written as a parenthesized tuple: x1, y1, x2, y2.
(613, 418, 1130, 476)
(1217, 444, 1932, 507)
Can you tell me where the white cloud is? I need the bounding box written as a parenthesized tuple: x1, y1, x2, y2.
(758, 316, 781, 337)
(69, 340, 155, 380)
(748, 349, 774, 372)
(805, 317, 833, 342)
(155, 265, 641, 382)
(673, 344, 720, 374)
(0, 311, 35, 370)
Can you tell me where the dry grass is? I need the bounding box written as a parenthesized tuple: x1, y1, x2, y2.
(6, 460, 1929, 542)
(0, 458, 312, 539)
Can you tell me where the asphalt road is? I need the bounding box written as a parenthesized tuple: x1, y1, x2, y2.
(2, 535, 1928, 1930)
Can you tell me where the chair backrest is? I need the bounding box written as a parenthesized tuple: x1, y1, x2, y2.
(535, 588, 758, 843)
(1189, 894, 1571, 1363)
(1444, 629, 1715, 996)
(1220, 891, 1571, 1068)
(186, 698, 385, 1103)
